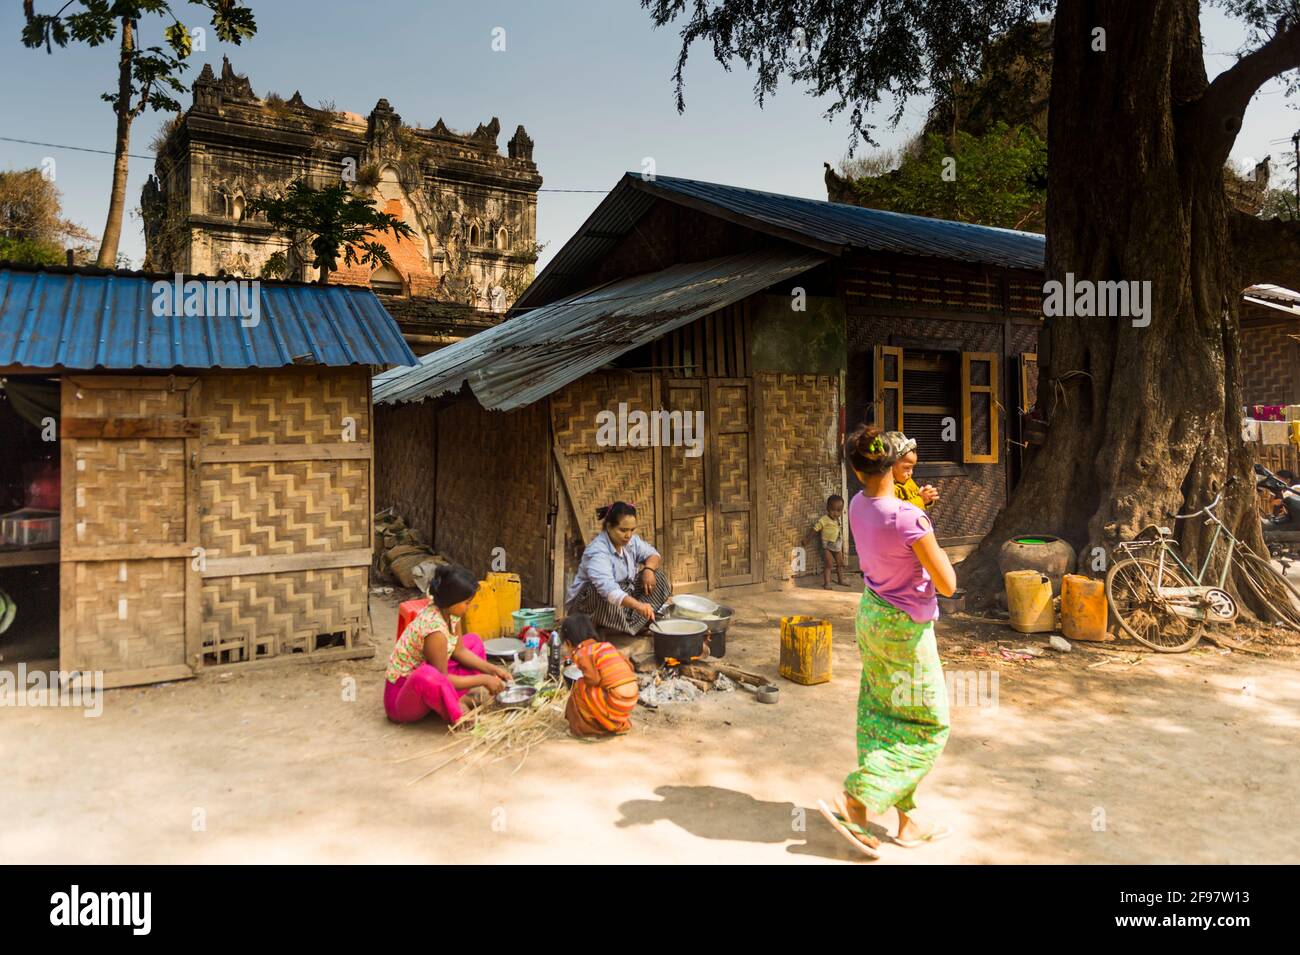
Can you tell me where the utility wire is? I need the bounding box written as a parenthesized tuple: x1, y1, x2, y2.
(0, 134, 609, 192)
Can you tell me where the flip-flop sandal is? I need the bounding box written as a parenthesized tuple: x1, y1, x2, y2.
(816, 799, 880, 859)
(893, 824, 952, 848)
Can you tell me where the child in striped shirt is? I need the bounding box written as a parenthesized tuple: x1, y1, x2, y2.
(559, 613, 639, 737)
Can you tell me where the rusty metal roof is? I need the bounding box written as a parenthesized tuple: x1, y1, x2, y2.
(515, 173, 1046, 311)
(0, 264, 417, 370)
(373, 247, 825, 409)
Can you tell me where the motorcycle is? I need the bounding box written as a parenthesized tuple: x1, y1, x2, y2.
(1254, 463, 1300, 527)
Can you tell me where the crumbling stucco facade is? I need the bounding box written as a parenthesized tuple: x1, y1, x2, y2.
(142, 58, 541, 312)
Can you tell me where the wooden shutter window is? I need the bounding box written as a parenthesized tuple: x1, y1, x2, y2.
(873, 344, 904, 431)
(961, 351, 999, 464)
(1019, 352, 1038, 414)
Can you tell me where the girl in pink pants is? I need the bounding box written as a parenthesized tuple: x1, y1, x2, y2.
(384, 565, 512, 725)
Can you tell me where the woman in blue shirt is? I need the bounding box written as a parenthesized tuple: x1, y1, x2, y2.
(564, 501, 672, 635)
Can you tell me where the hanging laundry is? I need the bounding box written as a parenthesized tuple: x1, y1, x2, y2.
(1261, 420, 1290, 445)
(1253, 404, 1285, 421)
(1241, 418, 1262, 442)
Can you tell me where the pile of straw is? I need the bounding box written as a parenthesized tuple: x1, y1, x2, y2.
(401, 684, 573, 784)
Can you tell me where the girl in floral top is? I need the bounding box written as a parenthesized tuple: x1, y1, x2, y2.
(384, 564, 512, 725)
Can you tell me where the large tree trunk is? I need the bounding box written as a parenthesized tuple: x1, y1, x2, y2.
(96, 16, 134, 269)
(961, 0, 1270, 608)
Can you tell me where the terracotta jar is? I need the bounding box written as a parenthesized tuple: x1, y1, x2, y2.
(997, 535, 1077, 596)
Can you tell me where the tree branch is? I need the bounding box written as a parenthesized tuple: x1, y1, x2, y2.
(1230, 210, 1300, 291)
(1197, 19, 1300, 163)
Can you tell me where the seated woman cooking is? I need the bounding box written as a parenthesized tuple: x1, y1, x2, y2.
(564, 501, 672, 636)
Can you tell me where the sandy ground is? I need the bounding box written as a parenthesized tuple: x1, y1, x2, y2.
(3, 581, 1299, 865)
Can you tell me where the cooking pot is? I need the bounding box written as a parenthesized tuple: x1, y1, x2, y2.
(649, 618, 708, 664)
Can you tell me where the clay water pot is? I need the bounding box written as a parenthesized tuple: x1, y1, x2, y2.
(997, 535, 1076, 596)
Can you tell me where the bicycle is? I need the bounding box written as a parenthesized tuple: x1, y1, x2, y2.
(1105, 490, 1300, 651)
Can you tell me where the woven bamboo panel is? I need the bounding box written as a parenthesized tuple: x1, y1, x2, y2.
(551, 373, 657, 545)
(841, 252, 1044, 319)
(663, 380, 706, 585)
(195, 368, 375, 666)
(375, 400, 436, 543)
(64, 558, 187, 671)
(68, 439, 188, 548)
(759, 373, 840, 581)
(716, 510, 751, 578)
(435, 398, 550, 603)
(68, 384, 187, 418)
(199, 369, 370, 444)
(199, 460, 368, 558)
(201, 566, 368, 664)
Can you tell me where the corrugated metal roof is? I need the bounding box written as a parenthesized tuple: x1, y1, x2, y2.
(0, 266, 418, 370)
(1244, 284, 1300, 317)
(374, 247, 825, 409)
(515, 173, 1046, 311)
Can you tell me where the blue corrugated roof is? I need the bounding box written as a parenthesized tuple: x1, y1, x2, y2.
(515, 173, 1046, 311)
(0, 266, 417, 370)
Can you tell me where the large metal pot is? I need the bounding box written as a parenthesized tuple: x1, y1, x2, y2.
(649, 618, 708, 664)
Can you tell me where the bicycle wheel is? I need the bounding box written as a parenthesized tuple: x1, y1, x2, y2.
(1235, 550, 1300, 631)
(1105, 557, 1205, 652)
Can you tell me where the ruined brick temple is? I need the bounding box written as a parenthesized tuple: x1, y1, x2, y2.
(142, 58, 541, 315)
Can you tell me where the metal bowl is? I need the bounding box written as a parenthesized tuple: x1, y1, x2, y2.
(670, 594, 721, 620)
(495, 685, 537, 708)
(484, 637, 525, 660)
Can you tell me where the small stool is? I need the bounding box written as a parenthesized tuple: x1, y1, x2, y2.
(396, 598, 431, 643)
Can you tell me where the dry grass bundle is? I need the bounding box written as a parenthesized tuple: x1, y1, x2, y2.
(404, 685, 573, 784)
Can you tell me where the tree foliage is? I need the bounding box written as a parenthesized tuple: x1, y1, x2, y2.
(0, 168, 96, 264)
(246, 179, 416, 285)
(837, 122, 1047, 231)
(22, 1, 256, 117)
(20, 1, 257, 265)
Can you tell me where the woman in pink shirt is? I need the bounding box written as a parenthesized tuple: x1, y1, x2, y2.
(818, 426, 958, 859)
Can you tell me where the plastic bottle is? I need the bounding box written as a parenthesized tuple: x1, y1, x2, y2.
(547, 629, 562, 683)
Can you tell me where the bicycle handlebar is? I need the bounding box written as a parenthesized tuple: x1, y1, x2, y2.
(1173, 490, 1223, 520)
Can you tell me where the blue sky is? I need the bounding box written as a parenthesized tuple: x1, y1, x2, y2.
(1, 2, 1296, 270)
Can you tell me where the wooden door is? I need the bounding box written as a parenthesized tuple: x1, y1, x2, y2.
(708, 378, 760, 588)
(60, 376, 201, 687)
(660, 377, 762, 592)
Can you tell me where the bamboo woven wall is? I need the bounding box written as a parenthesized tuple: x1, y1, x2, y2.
(550, 372, 658, 546)
(375, 400, 437, 544)
(434, 398, 551, 604)
(759, 372, 840, 583)
(195, 368, 373, 665)
(60, 378, 194, 676)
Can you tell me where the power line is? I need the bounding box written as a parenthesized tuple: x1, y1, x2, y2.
(0, 135, 153, 161)
(0, 134, 609, 192)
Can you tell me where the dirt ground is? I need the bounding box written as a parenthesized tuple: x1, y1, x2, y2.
(4, 580, 1299, 865)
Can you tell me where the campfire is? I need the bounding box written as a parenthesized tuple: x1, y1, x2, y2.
(631, 652, 773, 707)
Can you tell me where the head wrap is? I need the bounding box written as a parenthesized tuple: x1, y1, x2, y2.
(882, 431, 918, 458)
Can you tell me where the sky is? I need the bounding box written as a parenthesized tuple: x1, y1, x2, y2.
(0, 2, 1297, 271)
